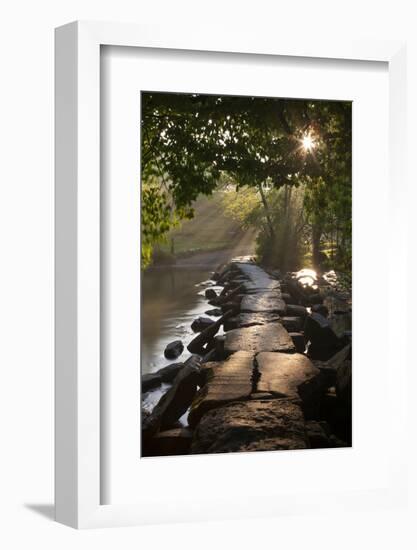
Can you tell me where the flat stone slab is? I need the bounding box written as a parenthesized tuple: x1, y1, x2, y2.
(191, 399, 308, 454)
(235, 262, 280, 288)
(224, 323, 295, 355)
(238, 312, 281, 327)
(242, 281, 281, 294)
(188, 351, 255, 427)
(241, 292, 286, 314)
(257, 352, 323, 402)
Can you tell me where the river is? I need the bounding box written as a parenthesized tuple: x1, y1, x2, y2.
(141, 264, 227, 414)
(141, 245, 257, 412)
(141, 266, 224, 374)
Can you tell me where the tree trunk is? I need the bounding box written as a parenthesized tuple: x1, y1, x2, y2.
(312, 223, 323, 273)
(281, 185, 293, 271)
(258, 183, 275, 239)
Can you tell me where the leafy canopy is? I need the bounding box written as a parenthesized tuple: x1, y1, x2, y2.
(141, 92, 351, 267)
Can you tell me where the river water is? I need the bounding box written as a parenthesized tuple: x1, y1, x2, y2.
(141, 266, 225, 413)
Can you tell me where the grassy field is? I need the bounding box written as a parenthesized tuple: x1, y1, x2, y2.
(157, 192, 255, 257)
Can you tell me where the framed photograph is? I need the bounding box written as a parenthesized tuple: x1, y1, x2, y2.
(55, 21, 407, 528)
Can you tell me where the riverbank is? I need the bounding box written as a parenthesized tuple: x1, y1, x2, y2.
(151, 236, 257, 269)
(141, 257, 352, 456)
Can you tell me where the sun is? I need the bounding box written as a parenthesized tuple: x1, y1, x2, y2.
(301, 133, 315, 152)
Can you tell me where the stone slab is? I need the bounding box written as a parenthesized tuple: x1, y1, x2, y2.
(257, 352, 323, 403)
(242, 281, 281, 294)
(235, 262, 280, 286)
(224, 323, 294, 355)
(238, 312, 281, 327)
(191, 399, 308, 453)
(188, 351, 255, 427)
(241, 292, 286, 314)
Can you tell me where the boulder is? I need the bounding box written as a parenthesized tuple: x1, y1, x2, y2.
(296, 270, 318, 286)
(281, 292, 293, 303)
(323, 295, 351, 316)
(141, 408, 151, 424)
(220, 302, 241, 315)
(312, 362, 337, 388)
(308, 344, 339, 362)
(183, 354, 202, 369)
(220, 285, 230, 296)
(197, 360, 220, 387)
(224, 323, 295, 355)
(201, 348, 217, 364)
(285, 304, 308, 320)
(191, 316, 215, 333)
(256, 352, 325, 416)
(142, 372, 162, 392)
(187, 309, 233, 354)
(188, 351, 255, 428)
(191, 399, 308, 454)
(213, 334, 226, 359)
(311, 304, 329, 318)
(240, 292, 286, 315)
(223, 316, 239, 332)
(280, 282, 289, 293)
(142, 428, 193, 457)
(289, 332, 306, 353)
(304, 313, 343, 360)
(214, 284, 243, 306)
(305, 313, 336, 344)
(307, 293, 323, 305)
(336, 358, 352, 406)
(281, 316, 303, 332)
(330, 311, 352, 338)
(205, 288, 218, 300)
(305, 420, 332, 448)
(197, 279, 216, 288)
(216, 267, 232, 284)
(142, 363, 201, 440)
(286, 278, 308, 304)
(319, 390, 352, 445)
(327, 344, 352, 369)
(229, 277, 248, 288)
(164, 340, 184, 360)
(156, 356, 201, 384)
(205, 308, 222, 317)
(156, 363, 183, 384)
(313, 344, 351, 388)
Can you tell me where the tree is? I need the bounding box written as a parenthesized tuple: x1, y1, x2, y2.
(141, 92, 351, 272)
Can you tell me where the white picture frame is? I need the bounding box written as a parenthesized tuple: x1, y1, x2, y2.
(55, 20, 407, 529)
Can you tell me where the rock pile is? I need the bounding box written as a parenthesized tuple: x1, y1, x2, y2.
(142, 258, 352, 456)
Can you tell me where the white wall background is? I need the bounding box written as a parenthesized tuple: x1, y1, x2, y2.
(0, 0, 416, 547)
